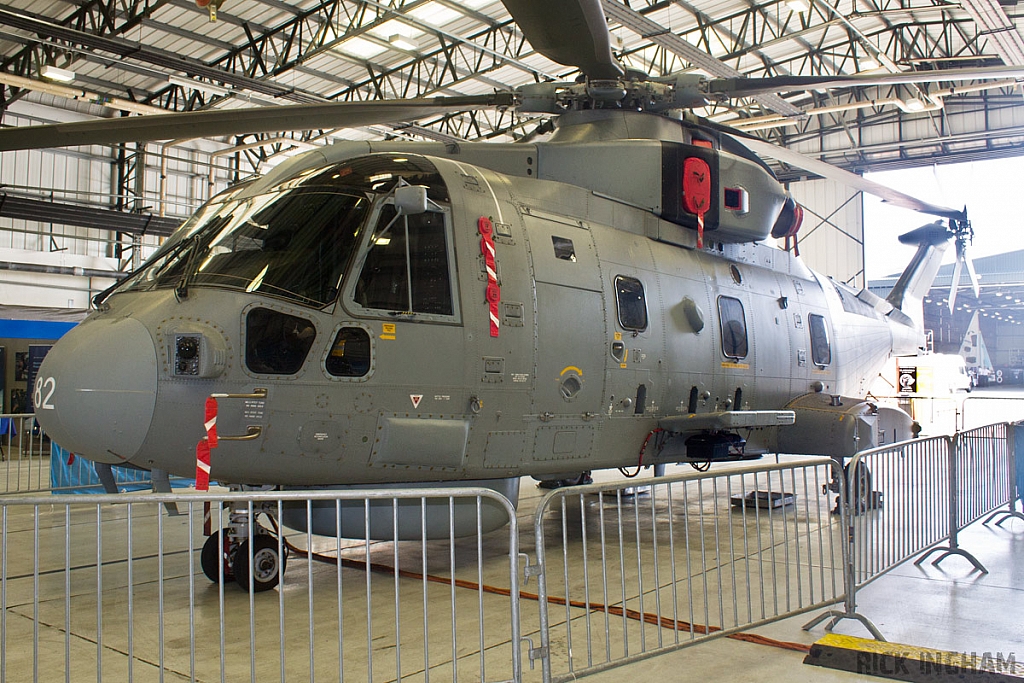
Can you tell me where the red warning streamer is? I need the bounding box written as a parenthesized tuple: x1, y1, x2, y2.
(194, 396, 218, 491)
(478, 216, 500, 337)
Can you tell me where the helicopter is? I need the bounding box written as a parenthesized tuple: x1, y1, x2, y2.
(4, 0, 1011, 590)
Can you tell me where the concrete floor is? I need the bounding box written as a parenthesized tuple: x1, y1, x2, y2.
(1, 387, 1022, 682)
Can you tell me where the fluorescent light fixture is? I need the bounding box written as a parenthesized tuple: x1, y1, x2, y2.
(786, 0, 809, 12)
(168, 74, 231, 97)
(41, 65, 75, 83)
(389, 34, 417, 51)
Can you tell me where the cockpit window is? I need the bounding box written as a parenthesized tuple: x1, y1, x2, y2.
(110, 155, 448, 310)
(245, 308, 316, 375)
(351, 203, 455, 317)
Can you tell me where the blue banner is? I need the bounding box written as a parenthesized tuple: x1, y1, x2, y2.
(50, 443, 193, 494)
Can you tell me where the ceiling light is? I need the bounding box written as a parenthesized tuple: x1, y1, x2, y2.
(904, 97, 925, 112)
(389, 34, 417, 51)
(786, 0, 809, 11)
(41, 65, 75, 83)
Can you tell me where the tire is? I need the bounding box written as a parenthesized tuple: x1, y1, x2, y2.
(201, 528, 234, 583)
(846, 461, 873, 512)
(233, 535, 285, 592)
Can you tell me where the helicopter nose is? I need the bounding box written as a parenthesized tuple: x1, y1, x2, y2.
(35, 316, 158, 465)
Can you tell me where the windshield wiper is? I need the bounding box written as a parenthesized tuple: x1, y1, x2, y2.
(174, 235, 202, 301)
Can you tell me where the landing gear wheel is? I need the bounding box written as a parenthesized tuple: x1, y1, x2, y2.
(846, 461, 873, 513)
(201, 528, 235, 583)
(233, 535, 285, 592)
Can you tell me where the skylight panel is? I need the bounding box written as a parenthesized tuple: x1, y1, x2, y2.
(369, 19, 424, 41)
(337, 36, 386, 59)
(407, 3, 464, 27)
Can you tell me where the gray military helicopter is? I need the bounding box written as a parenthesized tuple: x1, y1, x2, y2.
(4, 0, 1008, 590)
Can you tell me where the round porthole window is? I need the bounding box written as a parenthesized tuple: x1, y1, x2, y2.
(730, 265, 743, 285)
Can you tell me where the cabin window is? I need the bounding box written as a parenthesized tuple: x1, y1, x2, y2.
(352, 203, 455, 318)
(809, 313, 832, 366)
(552, 236, 576, 261)
(326, 327, 371, 377)
(718, 296, 748, 359)
(615, 276, 648, 332)
(245, 308, 316, 375)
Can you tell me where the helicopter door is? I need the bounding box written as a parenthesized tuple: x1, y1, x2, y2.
(523, 213, 606, 465)
(343, 201, 469, 470)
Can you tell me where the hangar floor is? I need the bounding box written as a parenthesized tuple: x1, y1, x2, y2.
(2, 388, 1022, 682)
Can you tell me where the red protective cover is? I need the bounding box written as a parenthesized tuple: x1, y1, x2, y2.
(682, 157, 711, 216)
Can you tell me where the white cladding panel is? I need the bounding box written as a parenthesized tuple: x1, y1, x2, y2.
(784, 178, 865, 289)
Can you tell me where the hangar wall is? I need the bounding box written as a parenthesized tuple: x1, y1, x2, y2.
(0, 100, 237, 307)
(783, 177, 865, 289)
(992, 323, 1024, 369)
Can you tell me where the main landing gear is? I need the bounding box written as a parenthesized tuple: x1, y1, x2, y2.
(200, 500, 288, 592)
(825, 459, 881, 514)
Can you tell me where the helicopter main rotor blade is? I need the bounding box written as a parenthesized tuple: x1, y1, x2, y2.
(501, 0, 624, 79)
(708, 65, 1024, 97)
(733, 135, 967, 222)
(0, 95, 513, 152)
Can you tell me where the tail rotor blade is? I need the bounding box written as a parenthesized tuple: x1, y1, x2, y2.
(964, 246, 981, 298)
(948, 255, 964, 314)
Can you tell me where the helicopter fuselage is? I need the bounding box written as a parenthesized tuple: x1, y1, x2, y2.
(34, 113, 926, 488)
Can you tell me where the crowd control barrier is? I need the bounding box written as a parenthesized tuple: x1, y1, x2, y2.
(530, 457, 843, 682)
(0, 488, 522, 683)
(805, 421, 1023, 639)
(0, 414, 49, 494)
(3, 421, 1023, 682)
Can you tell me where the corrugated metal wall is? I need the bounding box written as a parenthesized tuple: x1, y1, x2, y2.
(0, 113, 229, 260)
(785, 177, 865, 289)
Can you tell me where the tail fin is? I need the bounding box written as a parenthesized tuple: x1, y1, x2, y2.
(885, 223, 951, 329)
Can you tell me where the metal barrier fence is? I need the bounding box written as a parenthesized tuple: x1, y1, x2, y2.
(3, 420, 1021, 682)
(0, 414, 49, 494)
(805, 421, 1022, 639)
(530, 457, 842, 682)
(849, 433, 953, 585)
(0, 488, 522, 683)
(960, 395, 1024, 432)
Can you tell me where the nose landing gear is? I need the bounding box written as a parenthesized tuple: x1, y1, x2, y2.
(200, 501, 287, 592)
